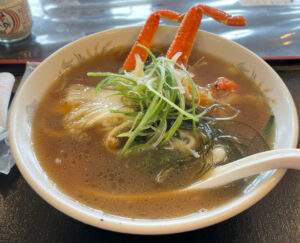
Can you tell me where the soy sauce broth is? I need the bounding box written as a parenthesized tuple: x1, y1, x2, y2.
(32, 47, 273, 219)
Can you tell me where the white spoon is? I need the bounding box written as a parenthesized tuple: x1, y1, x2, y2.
(186, 148, 300, 190)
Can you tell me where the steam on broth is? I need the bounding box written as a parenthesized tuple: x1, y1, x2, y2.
(32, 46, 273, 219)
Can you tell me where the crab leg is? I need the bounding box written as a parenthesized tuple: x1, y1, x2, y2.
(122, 10, 184, 71)
(122, 5, 245, 71)
(166, 5, 246, 65)
(166, 7, 202, 65)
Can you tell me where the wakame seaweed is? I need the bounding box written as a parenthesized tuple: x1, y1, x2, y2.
(263, 115, 275, 138)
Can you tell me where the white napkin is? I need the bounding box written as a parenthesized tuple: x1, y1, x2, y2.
(0, 72, 15, 132)
(0, 63, 40, 174)
(0, 72, 15, 174)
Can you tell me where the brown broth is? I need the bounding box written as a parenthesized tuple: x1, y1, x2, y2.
(32, 47, 273, 219)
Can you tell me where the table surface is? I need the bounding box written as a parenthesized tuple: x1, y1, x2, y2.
(0, 0, 300, 242)
(1, 0, 300, 61)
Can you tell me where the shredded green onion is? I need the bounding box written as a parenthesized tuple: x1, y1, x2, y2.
(87, 45, 201, 155)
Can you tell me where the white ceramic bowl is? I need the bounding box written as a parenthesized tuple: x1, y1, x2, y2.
(9, 26, 298, 234)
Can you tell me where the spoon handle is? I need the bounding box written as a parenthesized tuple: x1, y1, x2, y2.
(187, 148, 300, 190)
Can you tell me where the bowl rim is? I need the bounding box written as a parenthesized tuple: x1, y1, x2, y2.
(9, 25, 299, 235)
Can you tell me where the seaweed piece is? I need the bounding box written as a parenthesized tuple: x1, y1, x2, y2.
(263, 115, 275, 138)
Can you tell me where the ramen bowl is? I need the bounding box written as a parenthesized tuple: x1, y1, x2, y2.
(9, 26, 298, 234)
